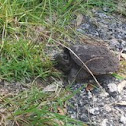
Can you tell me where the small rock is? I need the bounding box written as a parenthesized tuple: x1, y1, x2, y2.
(87, 91, 93, 99)
(70, 113, 77, 119)
(89, 107, 99, 115)
(101, 119, 108, 126)
(99, 91, 109, 98)
(120, 115, 126, 124)
(93, 96, 98, 102)
(79, 113, 89, 122)
(104, 105, 112, 112)
(108, 83, 118, 93)
(103, 7, 109, 12)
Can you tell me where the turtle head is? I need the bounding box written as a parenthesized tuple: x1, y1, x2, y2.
(54, 48, 71, 72)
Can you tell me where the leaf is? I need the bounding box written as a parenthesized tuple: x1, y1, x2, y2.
(86, 84, 94, 91)
(42, 84, 57, 92)
(118, 80, 126, 93)
(57, 107, 67, 116)
(76, 14, 83, 26)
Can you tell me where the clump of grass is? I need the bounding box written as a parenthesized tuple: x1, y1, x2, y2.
(0, 39, 53, 81)
(0, 0, 117, 39)
(0, 86, 86, 126)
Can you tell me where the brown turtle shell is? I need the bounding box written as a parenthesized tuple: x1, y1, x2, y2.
(69, 44, 119, 75)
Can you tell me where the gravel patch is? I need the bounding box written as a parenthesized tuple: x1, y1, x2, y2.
(77, 9, 126, 51)
(67, 9, 126, 126)
(67, 77, 126, 126)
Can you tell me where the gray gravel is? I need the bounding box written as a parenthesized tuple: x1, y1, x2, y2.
(77, 9, 126, 51)
(67, 78, 126, 126)
(67, 9, 126, 126)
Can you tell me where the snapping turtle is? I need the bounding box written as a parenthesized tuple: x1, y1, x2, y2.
(54, 44, 119, 84)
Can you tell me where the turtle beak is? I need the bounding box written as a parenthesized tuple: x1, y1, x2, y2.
(54, 53, 63, 61)
(51, 53, 60, 61)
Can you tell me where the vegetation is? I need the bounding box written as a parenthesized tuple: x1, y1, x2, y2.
(0, 39, 54, 81)
(0, 0, 124, 125)
(1, 87, 86, 126)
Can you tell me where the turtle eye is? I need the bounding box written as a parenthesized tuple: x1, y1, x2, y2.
(63, 55, 68, 60)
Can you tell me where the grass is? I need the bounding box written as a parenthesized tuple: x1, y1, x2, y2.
(0, 0, 117, 38)
(0, 0, 124, 125)
(0, 0, 118, 81)
(0, 39, 54, 81)
(0, 86, 87, 126)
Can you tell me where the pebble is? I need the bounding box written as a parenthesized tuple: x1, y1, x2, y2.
(107, 83, 118, 93)
(101, 119, 108, 126)
(87, 91, 93, 99)
(120, 115, 126, 124)
(99, 91, 109, 98)
(88, 107, 100, 115)
(104, 105, 112, 112)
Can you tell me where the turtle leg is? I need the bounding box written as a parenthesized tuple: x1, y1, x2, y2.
(68, 68, 78, 84)
(68, 68, 91, 84)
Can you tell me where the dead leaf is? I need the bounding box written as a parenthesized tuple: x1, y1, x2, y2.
(118, 80, 126, 93)
(42, 84, 57, 92)
(76, 14, 83, 26)
(86, 84, 94, 91)
(42, 81, 62, 92)
(57, 107, 66, 116)
(115, 101, 126, 106)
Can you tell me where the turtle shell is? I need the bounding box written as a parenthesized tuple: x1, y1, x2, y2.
(69, 44, 119, 75)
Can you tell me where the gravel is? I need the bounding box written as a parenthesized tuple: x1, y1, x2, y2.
(67, 8, 126, 126)
(77, 9, 126, 51)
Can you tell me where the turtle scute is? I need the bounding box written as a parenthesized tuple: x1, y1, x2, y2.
(54, 44, 119, 83)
